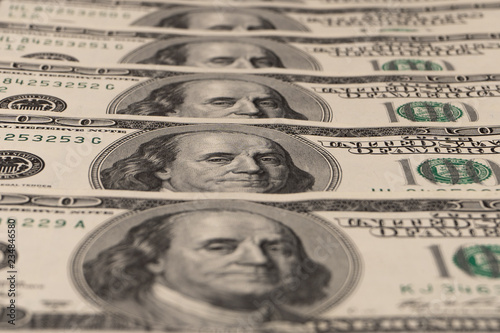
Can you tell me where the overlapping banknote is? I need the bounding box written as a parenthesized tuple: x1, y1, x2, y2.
(0, 0, 499, 332)
(1, 113, 500, 193)
(136, 0, 500, 4)
(2, 0, 500, 35)
(1, 60, 500, 125)
(3, 22, 500, 74)
(0, 190, 498, 331)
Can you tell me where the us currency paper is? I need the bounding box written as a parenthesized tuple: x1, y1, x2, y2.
(1, 23, 500, 74)
(118, 0, 498, 4)
(134, 0, 495, 4)
(2, 60, 500, 126)
(0, 190, 498, 331)
(2, 0, 500, 36)
(312, 0, 483, 3)
(2, 114, 500, 193)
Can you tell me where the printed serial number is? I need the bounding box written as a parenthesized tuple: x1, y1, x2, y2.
(1, 78, 115, 90)
(1, 218, 85, 229)
(2, 134, 102, 144)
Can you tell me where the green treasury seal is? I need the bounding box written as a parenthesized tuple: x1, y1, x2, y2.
(382, 59, 443, 71)
(453, 245, 500, 278)
(417, 158, 492, 185)
(397, 102, 463, 122)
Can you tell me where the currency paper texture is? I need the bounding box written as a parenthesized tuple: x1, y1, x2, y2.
(2, 60, 500, 125)
(2, 1, 500, 36)
(4, 23, 500, 74)
(0, 190, 498, 331)
(129, 0, 500, 4)
(2, 114, 500, 193)
(0, 0, 498, 331)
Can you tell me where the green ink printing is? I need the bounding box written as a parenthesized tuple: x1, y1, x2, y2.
(453, 245, 500, 278)
(417, 158, 492, 185)
(382, 59, 443, 71)
(397, 102, 463, 122)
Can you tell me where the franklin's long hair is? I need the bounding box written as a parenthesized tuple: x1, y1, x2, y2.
(83, 209, 331, 306)
(117, 80, 307, 120)
(100, 131, 315, 193)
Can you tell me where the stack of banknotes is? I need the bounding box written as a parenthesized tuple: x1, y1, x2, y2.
(0, 0, 499, 332)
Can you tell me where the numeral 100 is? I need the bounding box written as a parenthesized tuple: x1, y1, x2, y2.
(398, 158, 500, 186)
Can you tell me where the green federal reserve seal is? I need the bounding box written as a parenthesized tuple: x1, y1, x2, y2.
(381, 59, 443, 71)
(397, 102, 463, 122)
(453, 245, 500, 278)
(417, 158, 492, 185)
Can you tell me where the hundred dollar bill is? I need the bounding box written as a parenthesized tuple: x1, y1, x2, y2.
(319, 0, 499, 2)
(2, 114, 500, 193)
(141, 0, 486, 4)
(2, 0, 500, 36)
(4, 60, 500, 125)
(185, 0, 490, 3)
(1, 23, 500, 74)
(0, 189, 498, 331)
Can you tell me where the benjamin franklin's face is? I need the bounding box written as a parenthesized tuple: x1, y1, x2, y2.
(183, 12, 274, 31)
(173, 80, 288, 118)
(148, 211, 299, 309)
(155, 132, 290, 193)
(183, 42, 281, 69)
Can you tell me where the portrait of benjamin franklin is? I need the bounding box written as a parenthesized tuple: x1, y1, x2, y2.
(100, 131, 315, 193)
(83, 209, 330, 328)
(122, 37, 321, 71)
(77, 200, 361, 330)
(157, 11, 276, 31)
(108, 74, 331, 121)
(117, 78, 307, 120)
(132, 7, 309, 32)
(93, 125, 340, 192)
(138, 40, 285, 69)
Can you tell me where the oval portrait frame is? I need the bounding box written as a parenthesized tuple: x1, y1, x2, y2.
(131, 7, 310, 32)
(71, 199, 362, 324)
(89, 123, 341, 192)
(107, 73, 332, 122)
(119, 36, 322, 71)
